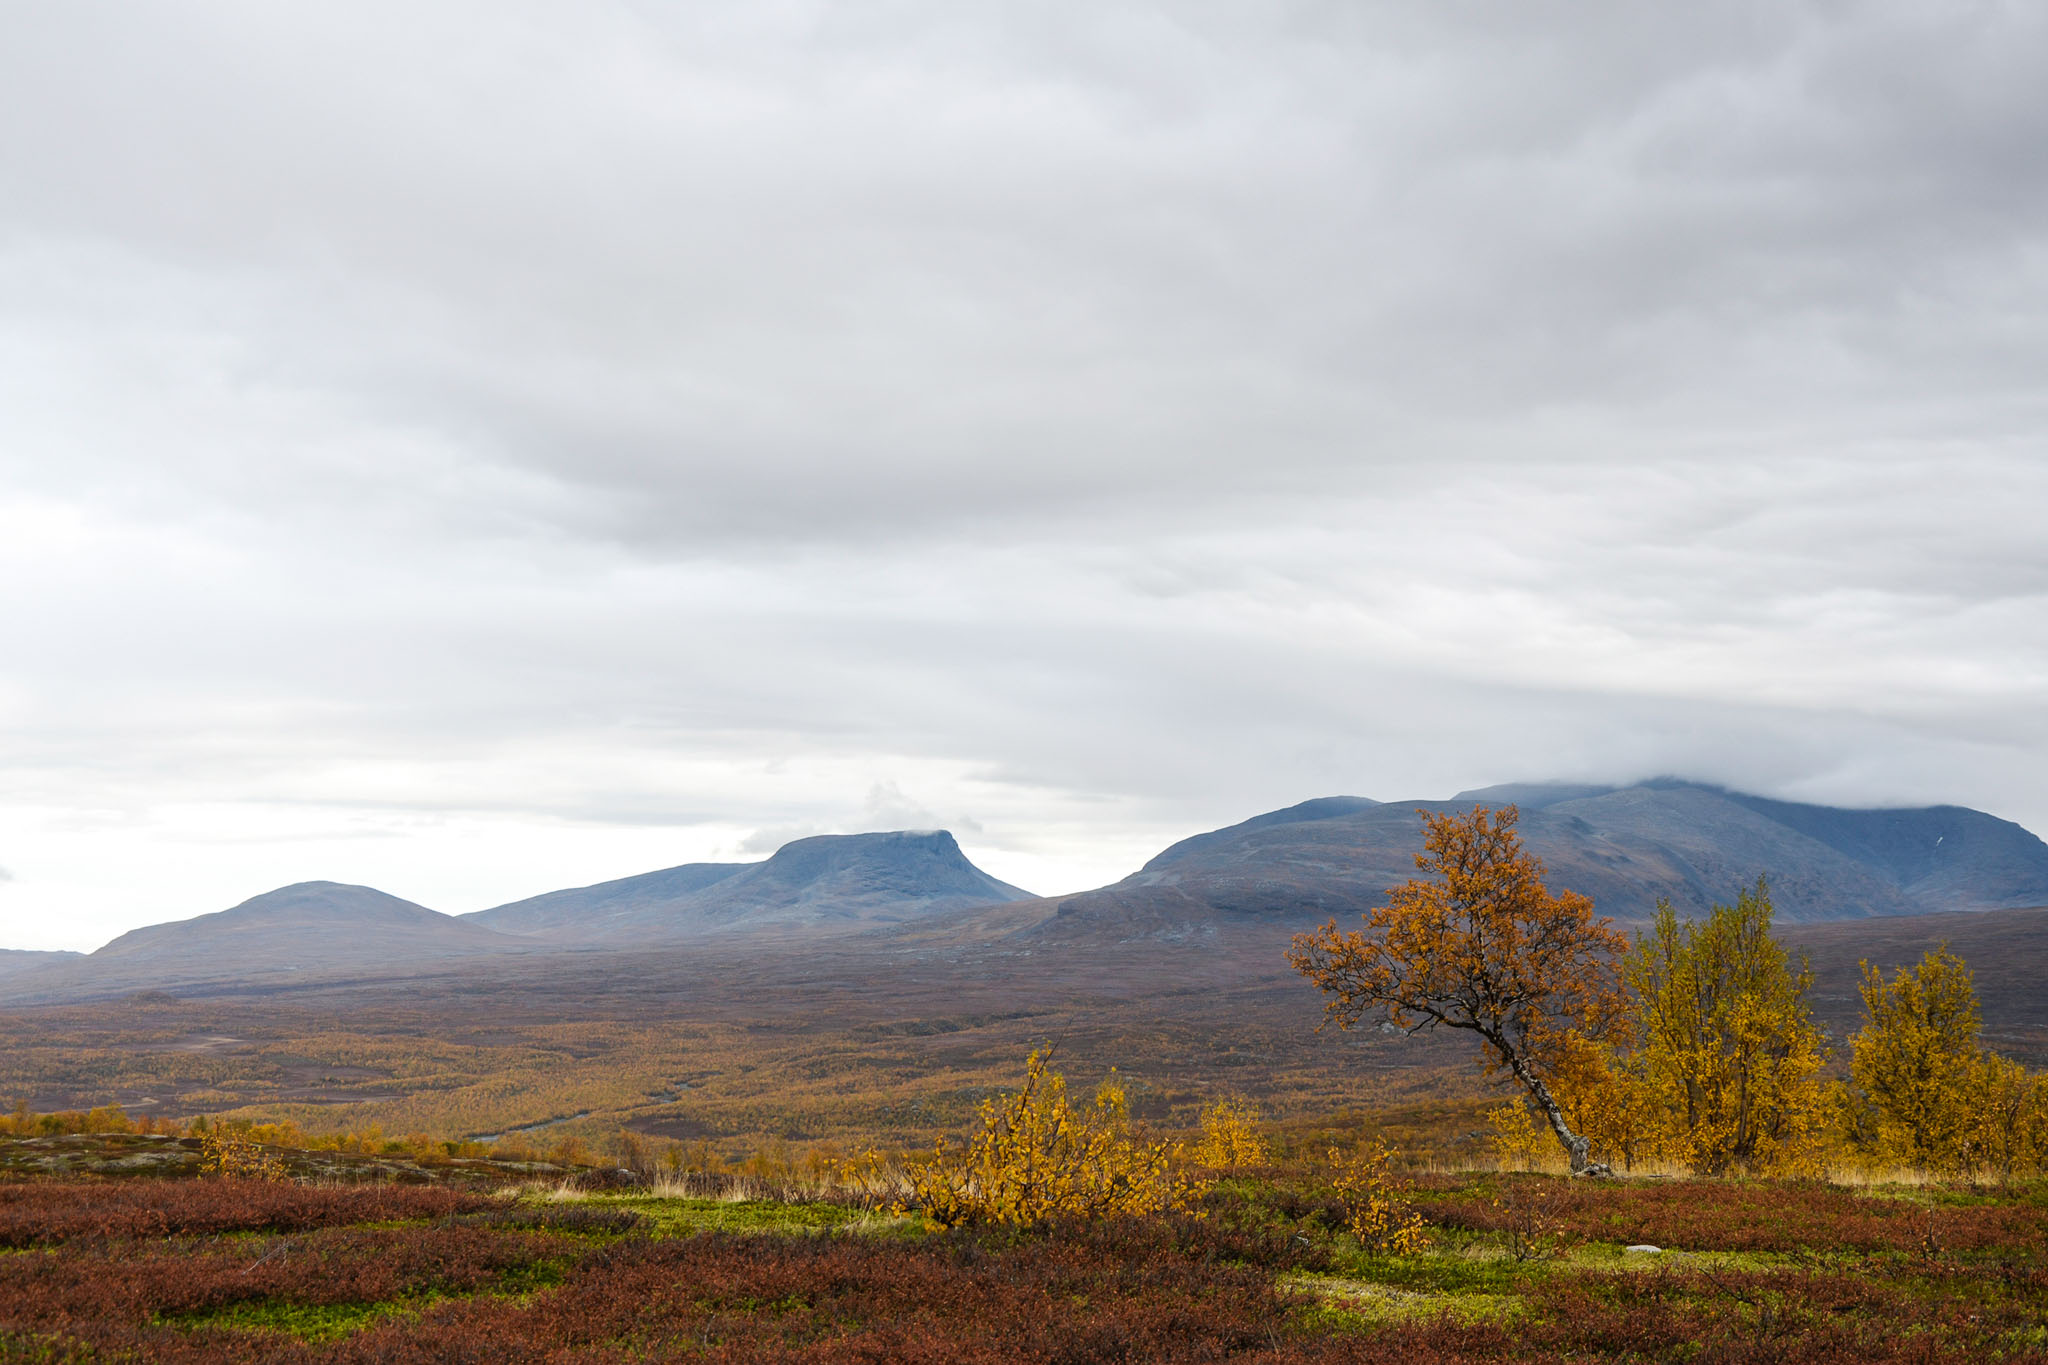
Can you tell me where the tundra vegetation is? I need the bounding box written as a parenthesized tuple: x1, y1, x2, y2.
(3, 807, 2048, 1359)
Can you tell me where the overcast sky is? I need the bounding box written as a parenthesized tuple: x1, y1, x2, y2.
(3, 2, 2045, 952)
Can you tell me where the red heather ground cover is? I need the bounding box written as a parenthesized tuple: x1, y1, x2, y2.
(0, 1224, 567, 1328)
(0, 1178, 494, 1247)
(1312, 1265, 2048, 1365)
(1409, 1174, 2048, 1255)
(2, 1181, 2046, 1363)
(3, 1220, 1315, 1364)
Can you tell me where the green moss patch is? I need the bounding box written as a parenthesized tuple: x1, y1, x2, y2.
(566, 1194, 872, 1237)
(1285, 1269, 1519, 1329)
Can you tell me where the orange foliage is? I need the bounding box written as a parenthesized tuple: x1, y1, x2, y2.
(1289, 804, 1627, 1174)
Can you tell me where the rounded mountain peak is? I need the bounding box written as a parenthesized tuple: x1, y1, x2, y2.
(216, 881, 448, 925)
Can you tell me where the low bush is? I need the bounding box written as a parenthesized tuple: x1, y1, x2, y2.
(903, 1049, 1206, 1226)
(199, 1128, 286, 1181)
(1327, 1140, 1428, 1254)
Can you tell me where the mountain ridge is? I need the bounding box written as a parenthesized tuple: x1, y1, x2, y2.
(0, 832, 1036, 1002)
(997, 780, 2048, 952)
(3, 783, 2044, 1006)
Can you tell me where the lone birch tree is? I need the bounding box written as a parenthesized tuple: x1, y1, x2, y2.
(1288, 805, 1627, 1175)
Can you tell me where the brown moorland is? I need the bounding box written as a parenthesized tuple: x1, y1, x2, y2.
(5, 902, 2042, 1167)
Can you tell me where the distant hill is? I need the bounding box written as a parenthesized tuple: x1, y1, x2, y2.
(465, 831, 1032, 945)
(0, 948, 83, 980)
(1003, 781, 2048, 947)
(0, 882, 528, 1004)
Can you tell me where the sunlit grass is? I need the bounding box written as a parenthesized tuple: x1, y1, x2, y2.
(1285, 1268, 1521, 1328)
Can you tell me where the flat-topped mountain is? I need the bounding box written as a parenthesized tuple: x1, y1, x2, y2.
(467, 830, 1032, 944)
(1012, 780, 2048, 946)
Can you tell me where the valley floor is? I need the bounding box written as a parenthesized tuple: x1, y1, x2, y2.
(0, 937, 1494, 1164)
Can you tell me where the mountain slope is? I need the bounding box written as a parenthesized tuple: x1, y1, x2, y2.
(1530, 784, 1922, 920)
(0, 882, 529, 1003)
(1715, 791, 2048, 914)
(468, 831, 1032, 944)
(1003, 781, 2048, 949)
(466, 861, 750, 936)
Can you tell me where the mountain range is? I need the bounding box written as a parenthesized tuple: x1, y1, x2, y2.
(1006, 779, 2048, 949)
(2, 779, 2045, 1004)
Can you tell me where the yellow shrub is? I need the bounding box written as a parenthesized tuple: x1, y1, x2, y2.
(742, 1138, 795, 1182)
(1328, 1139, 1427, 1254)
(834, 1146, 897, 1210)
(905, 1049, 1206, 1227)
(1966, 1054, 2048, 1180)
(244, 1120, 310, 1149)
(665, 1139, 727, 1176)
(199, 1126, 287, 1181)
(83, 1105, 134, 1135)
(1193, 1099, 1267, 1169)
(1, 1103, 143, 1138)
(1848, 947, 2048, 1179)
(547, 1135, 593, 1167)
(1486, 1100, 1544, 1171)
(491, 1135, 540, 1163)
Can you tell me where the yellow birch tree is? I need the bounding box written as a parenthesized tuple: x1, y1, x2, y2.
(1622, 881, 1832, 1177)
(1851, 946, 2047, 1177)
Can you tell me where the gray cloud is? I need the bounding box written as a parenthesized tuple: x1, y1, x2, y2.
(1, 2, 2044, 948)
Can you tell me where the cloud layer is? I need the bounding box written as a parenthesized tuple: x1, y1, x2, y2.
(3, 2, 2044, 949)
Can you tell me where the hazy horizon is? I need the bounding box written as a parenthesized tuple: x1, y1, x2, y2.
(5, 4, 2046, 951)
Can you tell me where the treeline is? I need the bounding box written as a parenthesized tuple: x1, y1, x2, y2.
(0, 1104, 708, 1175)
(1526, 880, 2048, 1179)
(0, 1102, 184, 1138)
(0, 1106, 518, 1165)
